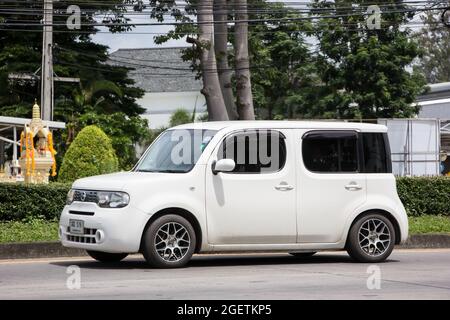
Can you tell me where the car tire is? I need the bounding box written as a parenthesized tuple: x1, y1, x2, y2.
(142, 214, 196, 268)
(346, 213, 396, 263)
(289, 252, 317, 257)
(86, 250, 128, 262)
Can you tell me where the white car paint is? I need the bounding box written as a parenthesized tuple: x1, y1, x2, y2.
(59, 121, 408, 255)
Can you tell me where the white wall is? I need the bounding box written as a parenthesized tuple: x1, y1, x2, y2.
(137, 91, 207, 129)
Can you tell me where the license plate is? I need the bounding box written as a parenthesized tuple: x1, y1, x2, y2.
(69, 219, 84, 234)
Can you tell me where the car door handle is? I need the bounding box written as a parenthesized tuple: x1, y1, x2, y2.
(275, 183, 294, 191)
(345, 183, 362, 191)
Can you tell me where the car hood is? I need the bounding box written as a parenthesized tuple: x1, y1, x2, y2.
(71, 171, 177, 191)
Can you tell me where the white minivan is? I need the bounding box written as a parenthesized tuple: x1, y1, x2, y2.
(60, 121, 408, 267)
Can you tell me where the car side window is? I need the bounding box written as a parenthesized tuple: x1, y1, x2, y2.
(219, 130, 286, 173)
(302, 131, 358, 173)
(362, 133, 390, 173)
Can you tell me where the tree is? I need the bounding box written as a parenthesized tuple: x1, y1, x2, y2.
(75, 112, 149, 170)
(214, 0, 239, 119)
(0, 0, 144, 118)
(59, 80, 124, 144)
(247, 1, 318, 119)
(169, 108, 193, 127)
(58, 125, 119, 182)
(415, 4, 450, 83)
(194, 0, 229, 120)
(234, 0, 255, 120)
(139, 0, 255, 120)
(310, 0, 426, 119)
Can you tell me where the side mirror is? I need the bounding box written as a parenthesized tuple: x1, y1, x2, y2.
(212, 159, 235, 175)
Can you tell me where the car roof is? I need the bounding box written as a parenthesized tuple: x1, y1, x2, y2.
(171, 120, 387, 132)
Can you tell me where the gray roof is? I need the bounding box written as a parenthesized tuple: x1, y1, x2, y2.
(417, 82, 450, 102)
(108, 47, 202, 93)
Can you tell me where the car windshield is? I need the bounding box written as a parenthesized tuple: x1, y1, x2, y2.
(135, 129, 217, 173)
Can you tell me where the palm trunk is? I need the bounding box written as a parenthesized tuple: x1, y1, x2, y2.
(234, 0, 255, 120)
(197, 0, 229, 121)
(214, 0, 238, 120)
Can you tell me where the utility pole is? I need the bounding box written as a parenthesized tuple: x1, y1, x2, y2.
(41, 0, 53, 121)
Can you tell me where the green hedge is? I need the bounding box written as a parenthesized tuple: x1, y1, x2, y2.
(397, 177, 450, 217)
(0, 177, 448, 222)
(0, 183, 70, 221)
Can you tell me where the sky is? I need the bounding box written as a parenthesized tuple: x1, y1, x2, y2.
(91, 0, 430, 53)
(93, 23, 187, 53)
(92, 0, 309, 52)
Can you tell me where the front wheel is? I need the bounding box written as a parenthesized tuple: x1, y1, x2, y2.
(346, 213, 395, 263)
(86, 250, 128, 262)
(142, 214, 196, 268)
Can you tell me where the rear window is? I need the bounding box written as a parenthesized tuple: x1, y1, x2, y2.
(302, 131, 358, 173)
(362, 133, 391, 173)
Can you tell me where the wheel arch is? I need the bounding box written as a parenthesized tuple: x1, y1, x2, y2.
(139, 207, 203, 253)
(346, 209, 402, 246)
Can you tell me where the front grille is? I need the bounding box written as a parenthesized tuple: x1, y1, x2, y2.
(66, 227, 97, 244)
(73, 190, 98, 203)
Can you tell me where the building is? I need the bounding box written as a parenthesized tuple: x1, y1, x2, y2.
(381, 82, 450, 176)
(108, 47, 206, 129)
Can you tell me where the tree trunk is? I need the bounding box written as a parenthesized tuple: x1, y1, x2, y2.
(197, 0, 229, 121)
(234, 0, 255, 120)
(214, 0, 238, 120)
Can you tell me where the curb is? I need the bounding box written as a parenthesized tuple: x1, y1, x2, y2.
(0, 242, 86, 260)
(0, 234, 449, 260)
(398, 234, 450, 249)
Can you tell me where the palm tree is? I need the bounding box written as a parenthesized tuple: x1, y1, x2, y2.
(55, 80, 123, 144)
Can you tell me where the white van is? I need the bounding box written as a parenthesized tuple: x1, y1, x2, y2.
(60, 121, 408, 267)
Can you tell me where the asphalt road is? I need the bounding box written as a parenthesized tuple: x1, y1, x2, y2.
(0, 249, 449, 300)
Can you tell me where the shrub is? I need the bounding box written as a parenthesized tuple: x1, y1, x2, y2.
(0, 183, 70, 221)
(58, 125, 119, 183)
(397, 177, 450, 217)
(169, 108, 192, 127)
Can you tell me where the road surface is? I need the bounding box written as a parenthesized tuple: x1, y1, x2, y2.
(0, 249, 449, 299)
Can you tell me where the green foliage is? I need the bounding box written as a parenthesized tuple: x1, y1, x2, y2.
(247, 1, 319, 119)
(0, 183, 70, 221)
(397, 177, 450, 217)
(0, 219, 59, 243)
(73, 112, 149, 170)
(310, 0, 426, 119)
(415, 6, 450, 83)
(169, 108, 192, 127)
(58, 125, 119, 183)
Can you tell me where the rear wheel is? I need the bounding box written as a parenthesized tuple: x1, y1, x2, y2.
(289, 252, 317, 258)
(86, 250, 128, 262)
(142, 214, 196, 268)
(346, 213, 395, 263)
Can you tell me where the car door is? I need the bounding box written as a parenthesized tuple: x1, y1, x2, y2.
(296, 130, 367, 243)
(205, 129, 297, 244)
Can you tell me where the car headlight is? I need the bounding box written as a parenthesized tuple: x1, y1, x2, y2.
(66, 189, 75, 205)
(97, 191, 130, 208)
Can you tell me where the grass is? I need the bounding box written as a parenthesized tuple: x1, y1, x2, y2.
(0, 219, 58, 243)
(408, 215, 450, 234)
(0, 215, 449, 244)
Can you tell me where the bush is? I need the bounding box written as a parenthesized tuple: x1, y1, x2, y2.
(0, 183, 70, 221)
(169, 108, 192, 127)
(58, 125, 119, 183)
(397, 177, 450, 217)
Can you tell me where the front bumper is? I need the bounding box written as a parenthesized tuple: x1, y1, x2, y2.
(59, 201, 149, 253)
